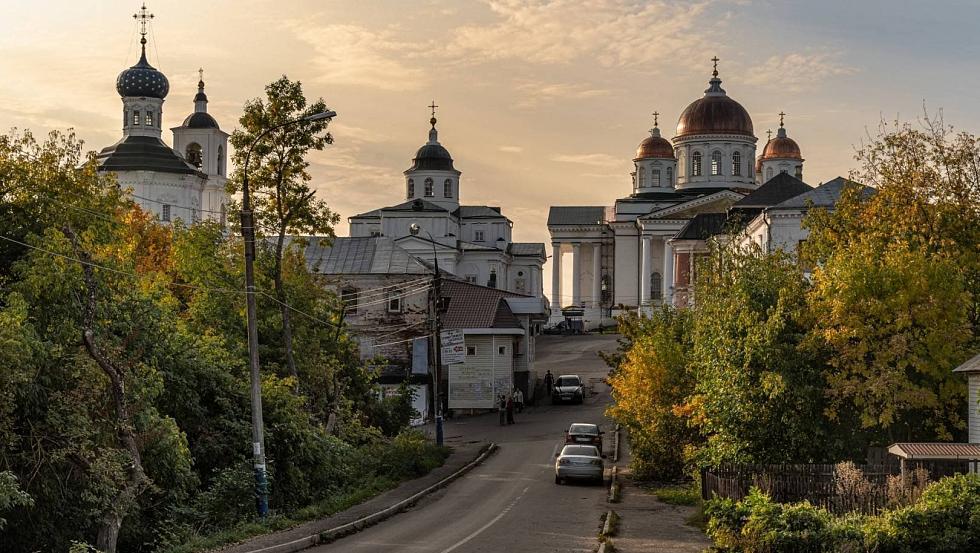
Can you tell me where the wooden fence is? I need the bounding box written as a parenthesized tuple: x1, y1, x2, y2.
(700, 460, 971, 515)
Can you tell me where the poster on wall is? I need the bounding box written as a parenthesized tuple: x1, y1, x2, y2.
(440, 329, 465, 365)
(448, 365, 494, 409)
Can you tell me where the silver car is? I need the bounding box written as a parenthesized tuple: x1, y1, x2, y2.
(554, 444, 604, 484)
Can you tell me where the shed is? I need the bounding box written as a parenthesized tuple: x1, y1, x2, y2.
(953, 352, 980, 443)
(887, 442, 980, 475)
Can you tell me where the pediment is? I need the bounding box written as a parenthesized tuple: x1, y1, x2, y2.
(640, 189, 744, 220)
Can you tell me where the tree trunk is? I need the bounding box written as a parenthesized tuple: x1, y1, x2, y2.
(95, 512, 122, 553)
(273, 228, 299, 390)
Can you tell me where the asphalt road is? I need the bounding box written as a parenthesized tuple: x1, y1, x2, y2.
(310, 333, 621, 553)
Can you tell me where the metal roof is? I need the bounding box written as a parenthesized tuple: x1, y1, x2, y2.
(773, 177, 874, 209)
(953, 352, 980, 373)
(547, 206, 606, 226)
(303, 236, 430, 275)
(888, 442, 980, 460)
(440, 279, 525, 330)
(734, 172, 812, 208)
(96, 135, 199, 175)
(508, 242, 546, 257)
(674, 212, 728, 240)
(456, 205, 505, 218)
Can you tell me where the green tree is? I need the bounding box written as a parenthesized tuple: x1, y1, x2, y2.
(229, 76, 339, 386)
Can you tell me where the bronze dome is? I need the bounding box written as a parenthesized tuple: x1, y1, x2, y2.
(635, 128, 674, 160)
(761, 127, 802, 160)
(675, 76, 753, 138)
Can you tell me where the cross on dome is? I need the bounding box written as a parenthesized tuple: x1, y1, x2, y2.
(428, 100, 439, 127)
(133, 3, 154, 46)
(711, 56, 720, 77)
(779, 111, 786, 127)
(651, 111, 660, 128)
(767, 129, 773, 141)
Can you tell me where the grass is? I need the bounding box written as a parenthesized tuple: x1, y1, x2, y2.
(653, 484, 701, 506)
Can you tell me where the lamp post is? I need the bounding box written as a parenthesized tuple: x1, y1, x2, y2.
(409, 223, 444, 446)
(241, 109, 336, 516)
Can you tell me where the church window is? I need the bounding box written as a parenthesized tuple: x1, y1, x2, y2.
(340, 287, 358, 314)
(424, 177, 434, 197)
(465, 275, 477, 283)
(651, 272, 663, 300)
(488, 268, 497, 289)
(795, 165, 803, 180)
(766, 167, 774, 181)
(475, 230, 485, 242)
(652, 168, 661, 187)
(144, 111, 153, 126)
(666, 166, 673, 185)
(711, 151, 722, 176)
(637, 168, 646, 187)
(444, 179, 452, 198)
(161, 204, 171, 222)
(407, 178, 415, 198)
(133, 110, 141, 125)
(732, 151, 741, 176)
(185, 143, 203, 168)
(217, 145, 224, 175)
(780, 168, 788, 175)
(692, 151, 702, 176)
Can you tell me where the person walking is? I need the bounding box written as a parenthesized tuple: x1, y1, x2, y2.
(498, 394, 507, 426)
(513, 387, 524, 413)
(543, 370, 554, 403)
(506, 393, 515, 425)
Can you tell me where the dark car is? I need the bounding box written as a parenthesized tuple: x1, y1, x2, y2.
(552, 375, 584, 404)
(564, 422, 603, 454)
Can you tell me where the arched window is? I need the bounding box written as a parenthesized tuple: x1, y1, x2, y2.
(795, 166, 803, 180)
(711, 151, 722, 176)
(732, 151, 741, 176)
(637, 168, 646, 187)
(144, 111, 153, 126)
(407, 178, 415, 198)
(666, 166, 673, 185)
(692, 151, 702, 176)
(651, 272, 663, 300)
(217, 145, 224, 175)
(444, 179, 452, 198)
(652, 168, 661, 187)
(185, 143, 203, 167)
(766, 167, 774, 181)
(133, 110, 141, 126)
(424, 177, 434, 197)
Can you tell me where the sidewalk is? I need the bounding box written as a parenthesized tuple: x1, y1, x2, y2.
(217, 441, 487, 553)
(611, 434, 711, 553)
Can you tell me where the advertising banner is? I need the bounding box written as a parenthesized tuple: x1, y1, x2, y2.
(440, 329, 465, 365)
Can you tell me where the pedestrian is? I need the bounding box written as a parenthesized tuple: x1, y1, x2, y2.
(506, 393, 515, 425)
(513, 387, 524, 413)
(543, 370, 554, 402)
(498, 394, 507, 426)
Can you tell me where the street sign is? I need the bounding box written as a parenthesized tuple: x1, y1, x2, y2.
(440, 329, 465, 365)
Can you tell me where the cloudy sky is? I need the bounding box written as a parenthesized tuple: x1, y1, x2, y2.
(3, 0, 979, 290)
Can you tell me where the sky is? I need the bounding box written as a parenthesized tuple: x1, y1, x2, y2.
(3, 0, 980, 292)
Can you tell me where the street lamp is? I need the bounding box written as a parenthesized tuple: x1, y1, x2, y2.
(409, 223, 444, 446)
(241, 109, 336, 517)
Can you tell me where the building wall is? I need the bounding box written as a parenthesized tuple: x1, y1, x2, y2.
(448, 333, 516, 409)
(613, 230, 638, 307)
(969, 373, 980, 443)
(117, 169, 221, 224)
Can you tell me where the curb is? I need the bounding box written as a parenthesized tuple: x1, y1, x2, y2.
(607, 465, 620, 503)
(600, 509, 615, 537)
(612, 424, 620, 463)
(238, 442, 498, 553)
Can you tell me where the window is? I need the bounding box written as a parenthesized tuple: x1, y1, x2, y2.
(488, 268, 497, 289)
(465, 275, 477, 283)
(666, 166, 673, 185)
(387, 295, 401, 313)
(780, 169, 788, 175)
(652, 168, 661, 187)
(370, 230, 382, 237)
(474, 230, 485, 242)
(637, 168, 646, 187)
(795, 166, 803, 180)
(161, 204, 171, 222)
(692, 151, 702, 176)
(466, 346, 477, 356)
(424, 177, 434, 197)
(444, 179, 452, 198)
(732, 151, 741, 176)
(217, 145, 224, 175)
(185, 143, 203, 167)
(711, 151, 722, 176)
(133, 110, 141, 125)
(144, 111, 153, 126)
(651, 272, 663, 300)
(407, 178, 414, 198)
(498, 346, 506, 355)
(340, 287, 358, 314)
(766, 167, 774, 181)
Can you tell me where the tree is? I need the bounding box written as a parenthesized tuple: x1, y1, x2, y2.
(229, 76, 339, 387)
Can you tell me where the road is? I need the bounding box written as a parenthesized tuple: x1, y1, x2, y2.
(311, 333, 620, 553)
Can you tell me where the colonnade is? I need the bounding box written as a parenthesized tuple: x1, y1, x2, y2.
(551, 242, 603, 311)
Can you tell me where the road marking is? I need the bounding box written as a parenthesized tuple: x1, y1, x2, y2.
(438, 486, 530, 553)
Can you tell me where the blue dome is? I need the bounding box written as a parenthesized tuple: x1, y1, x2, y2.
(116, 47, 169, 99)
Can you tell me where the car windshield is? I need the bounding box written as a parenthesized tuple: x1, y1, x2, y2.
(569, 424, 598, 435)
(561, 445, 598, 457)
(556, 377, 580, 387)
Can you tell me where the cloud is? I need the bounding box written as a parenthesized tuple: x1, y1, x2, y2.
(551, 153, 622, 167)
(446, 0, 720, 67)
(285, 22, 427, 91)
(498, 145, 523, 153)
(745, 52, 858, 91)
(513, 80, 610, 108)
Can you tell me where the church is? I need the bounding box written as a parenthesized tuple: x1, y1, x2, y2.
(548, 59, 834, 328)
(95, 6, 230, 227)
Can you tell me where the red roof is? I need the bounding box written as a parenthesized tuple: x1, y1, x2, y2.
(440, 279, 525, 330)
(888, 442, 980, 460)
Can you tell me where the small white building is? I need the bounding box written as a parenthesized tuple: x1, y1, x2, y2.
(95, 17, 230, 226)
(954, 352, 980, 444)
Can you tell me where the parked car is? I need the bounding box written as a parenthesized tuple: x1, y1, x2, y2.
(564, 422, 603, 454)
(552, 374, 585, 404)
(554, 444, 604, 484)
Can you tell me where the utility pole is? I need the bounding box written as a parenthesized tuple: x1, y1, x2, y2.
(411, 223, 444, 446)
(240, 110, 335, 517)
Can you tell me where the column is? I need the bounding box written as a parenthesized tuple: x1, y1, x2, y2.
(571, 243, 582, 306)
(664, 241, 674, 306)
(592, 243, 602, 308)
(551, 243, 562, 311)
(640, 236, 652, 304)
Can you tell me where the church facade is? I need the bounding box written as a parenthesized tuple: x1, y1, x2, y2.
(548, 62, 810, 326)
(95, 7, 230, 227)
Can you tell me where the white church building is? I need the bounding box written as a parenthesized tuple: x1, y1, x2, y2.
(548, 61, 813, 326)
(95, 7, 230, 226)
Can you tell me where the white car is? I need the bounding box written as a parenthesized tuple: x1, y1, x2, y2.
(554, 444, 604, 484)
